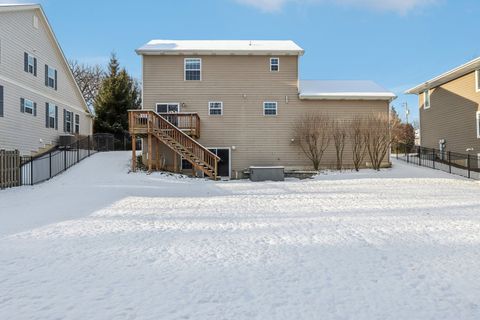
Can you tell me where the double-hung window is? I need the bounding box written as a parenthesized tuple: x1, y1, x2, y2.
(64, 110, 73, 133)
(477, 111, 480, 139)
(270, 58, 279, 72)
(208, 102, 223, 115)
(46, 103, 57, 129)
(423, 89, 430, 109)
(46, 65, 57, 89)
(24, 52, 37, 75)
(75, 114, 80, 134)
(185, 58, 201, 81)
(24, 99, 34, 114)
(263, 101, 278, 116)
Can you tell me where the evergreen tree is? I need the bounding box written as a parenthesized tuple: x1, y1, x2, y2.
(94, 54, 141, 134)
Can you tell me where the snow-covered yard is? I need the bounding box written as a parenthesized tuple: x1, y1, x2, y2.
(1, 152, 480, 319)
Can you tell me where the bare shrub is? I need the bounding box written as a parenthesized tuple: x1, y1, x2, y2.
(364, 113, 392, 171)
(332, 120, 347, 170)
(349, 117, 367, 171)
(294, 113, 332, 170)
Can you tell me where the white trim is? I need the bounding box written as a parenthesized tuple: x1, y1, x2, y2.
(207, 147, 231, 179)
(476, 70, 480, 93)
(184, 58, 202, 81)
(270, 57, 279, 72)
(156, 102, 180, 113)
(476, 111, 480, 139)
(26, 53, 35, 74)
(263, 101, 278, 116)
(208, 101, 223, 116)
(423, 89, 430, 110)
(0, 74, 87, 114)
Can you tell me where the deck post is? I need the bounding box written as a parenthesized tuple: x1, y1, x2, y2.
(131, 134, 137, 172)
(148, 133, 153, 173)
(156, 140, 160, 170)
(173, 151, 178, 173)
(448, 151, 451, 173)
(214, 159, 218, 180)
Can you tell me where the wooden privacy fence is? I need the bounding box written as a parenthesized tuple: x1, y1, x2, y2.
(0, 150, 21, 189)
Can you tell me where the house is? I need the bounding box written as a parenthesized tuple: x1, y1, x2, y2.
(0, 4, 93, 156)
(406, 57, 480, 156)
(131, 40, 396, 179)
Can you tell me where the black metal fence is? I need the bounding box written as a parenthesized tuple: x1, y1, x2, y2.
(394, 144, 480, 180)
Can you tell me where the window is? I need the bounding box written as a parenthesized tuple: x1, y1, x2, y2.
(208, 102, 223, 115)
(75, 114, 80, 134)
(423, 89, 430, 109)
(156, 103, 179, 113)
(477, 111, 480, 139)
(185, 58, 201, 81)
(270, 58, 279, 72)
(46, 103, 57, 129)
(45, 65, 57, 89)
(263, 101, 278, 116)
(24, 52, 36, 75)
(64, 110, 73, 133)
(476, 70, 480, 92)
(24, 99, 34, 115)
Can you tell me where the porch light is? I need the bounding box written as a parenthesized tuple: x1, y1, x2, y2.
(232, 146, 236, 150)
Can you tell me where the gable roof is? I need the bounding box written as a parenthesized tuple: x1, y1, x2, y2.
(0, 3, 93, 116)
(299, 80, 396, 101)
(405, 56, 480, 95)
(136, 40, 305, 56)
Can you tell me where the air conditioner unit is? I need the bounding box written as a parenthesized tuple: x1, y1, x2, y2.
(58, 134, 76, 148)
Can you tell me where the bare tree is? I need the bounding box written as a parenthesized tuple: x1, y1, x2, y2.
(69, 60, 104, 109)
(349, 117, 367, 171)
(294, 113, 332, 170)
(332, 120, 347, 170)
(364, 113, 392, 171)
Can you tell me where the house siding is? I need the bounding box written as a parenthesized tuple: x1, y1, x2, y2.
(0, 8, 92, 155)
(142, 54, 389, 177)
(419, 71, 480, 154)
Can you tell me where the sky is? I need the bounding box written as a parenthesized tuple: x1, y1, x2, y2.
(5, 0, 480, 123)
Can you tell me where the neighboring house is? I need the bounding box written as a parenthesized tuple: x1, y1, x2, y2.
(0, 4, 93, 155)
(132, 40, 396, 179)
(406, 57, 480, 155)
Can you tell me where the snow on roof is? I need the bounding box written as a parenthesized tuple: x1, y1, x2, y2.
(136, 40, 304, 56)
(299, 80, 396, 101)
(405, 56, 480, 95)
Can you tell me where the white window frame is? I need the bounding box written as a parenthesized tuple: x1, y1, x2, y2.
(75, 114, 80, 134)
(47, 103, 56, 129)
(156, 103, 180, 113)
(423, 89, 430, 110)
(476, 111, 480, 139)
(270, 57, 280, 72)
(208, 101, 223, 116)
(65, 110, 73, 133)
(476, 70, 480, 92)
(263, 101, 278, 116)
(47, 66, 56, 88)
(27, 54, 35, 74)
(24, 99, 34, 114)
(184, 58, 202, 81)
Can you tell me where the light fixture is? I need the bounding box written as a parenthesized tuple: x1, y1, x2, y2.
(290, 138, 295, 143)
(232, 146, 236, 151)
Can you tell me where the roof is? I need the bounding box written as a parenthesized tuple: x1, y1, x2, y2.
(405, 56, 480, 95)
(299, 80, 396, 101)
(136, 40, 304, 56)
(0, 3, 92, 116)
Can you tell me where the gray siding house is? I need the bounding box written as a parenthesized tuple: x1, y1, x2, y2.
(0, 4, 93, 155)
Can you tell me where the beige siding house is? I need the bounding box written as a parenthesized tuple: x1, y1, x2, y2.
(0, 4, 93, 155)
(133, 40, 395, 179)
(406, 58, 480, 155)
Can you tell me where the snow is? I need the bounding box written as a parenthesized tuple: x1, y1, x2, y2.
(299, 80, 396, 100)
(136, 40, 304, 55)
(1, 152, 480, 319)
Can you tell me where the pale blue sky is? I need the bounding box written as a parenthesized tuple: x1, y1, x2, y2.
(14, 0, 480, 123)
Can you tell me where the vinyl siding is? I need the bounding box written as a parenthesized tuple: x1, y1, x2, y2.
(143, 54, 389, 176)
(419, 71, 480, 154)
(0, 8, 92, 155)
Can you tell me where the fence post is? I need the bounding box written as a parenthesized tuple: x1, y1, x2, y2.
(418, 147, 421, 166)
(448, 151, 451, 173)
(467, 154, 471, 179)
(49, 151, 52, 179)
(64, 148, 67, 172)
(432, 149, 435, 169)
(88, 136, 91, 157)
(77, 140, 80, 163)
(30, 158, 33, 186)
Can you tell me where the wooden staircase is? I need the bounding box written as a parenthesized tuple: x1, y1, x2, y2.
(128, 110, 219, 179)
